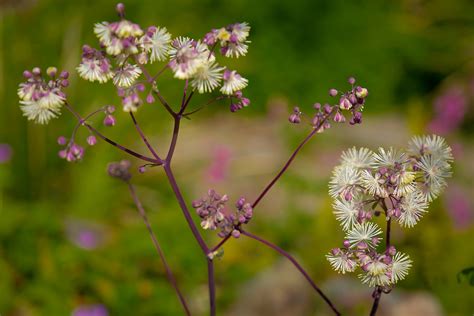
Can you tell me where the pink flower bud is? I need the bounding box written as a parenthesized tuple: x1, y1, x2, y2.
(103, 115, 116, 127)
(87, 135, 97, 146)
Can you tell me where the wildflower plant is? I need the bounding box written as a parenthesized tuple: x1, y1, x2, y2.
(17, 3, 453, 315)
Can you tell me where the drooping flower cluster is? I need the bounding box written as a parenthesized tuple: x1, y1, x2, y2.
(192, 190, 253, 238)
(327, 135, 453, 288)
(289, 77, 368, 131)
(57, 106, 116, 162)
(17, 67, 69, 124)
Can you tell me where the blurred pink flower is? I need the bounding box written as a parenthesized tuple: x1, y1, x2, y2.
(428, 87, 467, 135)
(0, 143, 12, 163)
(445, 184, 472, 229)
(72, 304, 108, 316)
(207, 146, 232, 182)
(66, 219, 105, 250)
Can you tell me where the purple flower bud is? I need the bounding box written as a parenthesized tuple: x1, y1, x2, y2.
(136, 83, 145, 92)
(138, 165, 147, 173)
(60, 71, 69, 79)
(241, 98, 250, 107)
(288, 113, 301, 124)
(116, 3, 125, 15)
(23, 70, 32, 78)
(331, 248, 341, 256)
(236, 197, 245, 208)
(58, 149, 67, 159)
(348, 77, 356, 85)
(107, 160, 132, 181)
(348, 93, 357, 105)
(344, 191, 353, 201)
(46, 67, 57, 77)
(192, 199, 203, 208)
(333, 111, 346, 123)
(329, 89, 338, 97)
(387, 246, 396, 256)
(339, 97, 352, 110)
(57, 136, 67, 146)
(357, 242, 368, 250)
(343, 240, 350, 248)
(87, 135, 97, 146)
(103, 115, 116, 127)
(61, 79, 69, 87)
(231, 229, 241, 238)
(146, 93, 155, 104)
(313, 103, 321, 110)
(324, 104, 332, 114)
(238, 215, 246, 223)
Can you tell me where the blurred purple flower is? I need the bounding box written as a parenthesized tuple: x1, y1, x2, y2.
(428, 87, 466, 135)
(445, 184, 473, 229)
(207, 147, 231, 182)
(72, 304, 108, 316)
(0, 143, 12, 163)
(66, 219, 105, 250)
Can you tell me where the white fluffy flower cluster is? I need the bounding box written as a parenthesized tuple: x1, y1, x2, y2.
(327, 135, 453, 288)
(75, 4, 250, 113)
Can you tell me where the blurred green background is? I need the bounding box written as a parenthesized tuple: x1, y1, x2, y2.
(1, 0, 474, 315)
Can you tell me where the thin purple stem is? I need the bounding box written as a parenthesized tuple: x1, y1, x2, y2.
(163, 165, 209, 254)
(207, 259, 216, 316)
(252, 111, 334, 208)
(369, 199, 393, 316)
(369, 288, 382, 316)
(210, 234, 231, 253)
(129, 112, 162, 162)
(64, 103, 159, 164)
(127, 182, 191, 316)
(241, 230, 341, 315)
(153, 87, 177, 117)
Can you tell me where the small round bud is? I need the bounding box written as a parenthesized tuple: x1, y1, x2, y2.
(339, 97, 352, 110)
(329, 89, 338, 97)
(61, 79, 69, 87)
(116, 3, 125, 15)
(136, 83, 145, 92)
(23, 70, 32, 79)
(60, 71, 69, 79)
(32, 67, 41, 76)
(333, 111, 346, 123)
(313, 102, 321, 110)
(231, 229, 241, 238)
(387, 246, 397, 256)
(57, 136, 67, 146)
(58, 149, 67, 159)
(87, 135, 97, 146)
(348, 77, 356, 85)
(46, 67, 57, 77)
(146, 93, 155, 104)
(103, 115, 116, 127)
(288, 113, 301, 124)
(323, 104, 332, 114)
(138, 165, 147, 173)
(343, 240, 350, 248)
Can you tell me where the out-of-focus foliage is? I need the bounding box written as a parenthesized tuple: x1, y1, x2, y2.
(1, 0, 473, 315)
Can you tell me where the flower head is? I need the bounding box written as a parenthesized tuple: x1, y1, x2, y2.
(220, 69, 248, 95)
(18, 67, 68, 124)
(139, 26, 172, 63)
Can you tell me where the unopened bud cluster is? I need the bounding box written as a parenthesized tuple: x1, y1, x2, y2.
(289, 77, 369, 132)
(107, 160, 132, 181)
(192, 190, 253, 238)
